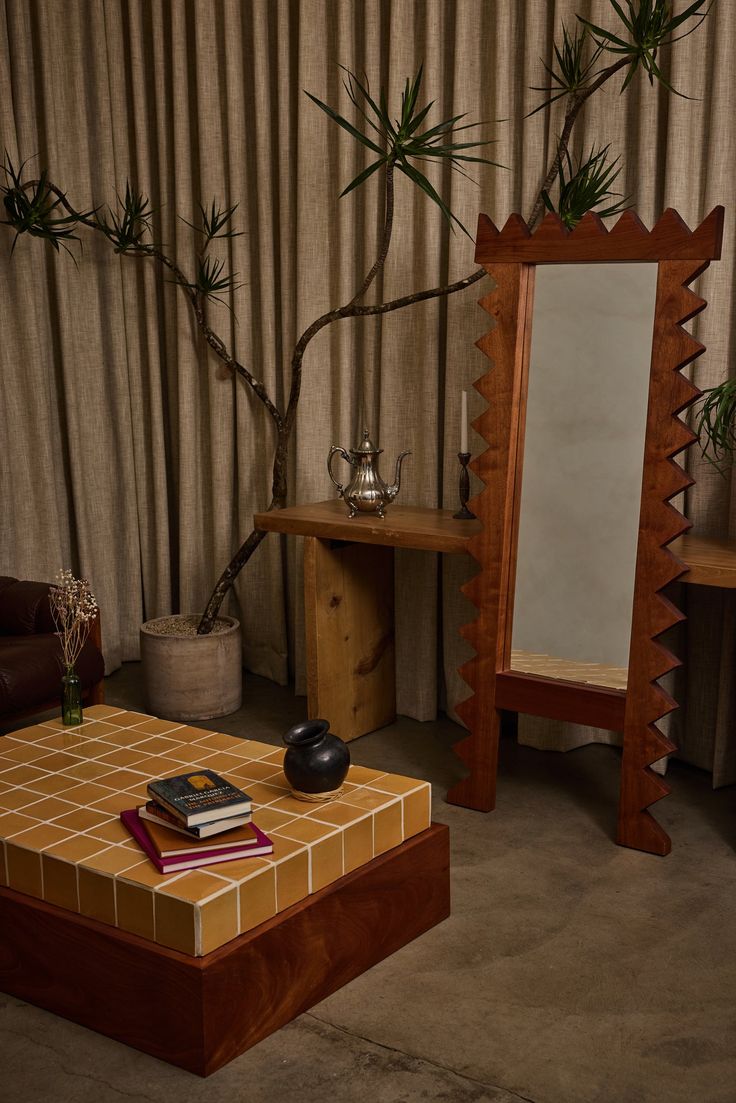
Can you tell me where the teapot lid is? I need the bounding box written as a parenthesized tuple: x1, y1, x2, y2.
(352, 428, 382, 455)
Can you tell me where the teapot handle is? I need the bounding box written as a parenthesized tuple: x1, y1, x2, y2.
(327, 445, 353, 496)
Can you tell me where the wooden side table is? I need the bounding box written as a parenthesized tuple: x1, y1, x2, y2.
(256, 501, 736, 745)
(255, 500, 480, 741)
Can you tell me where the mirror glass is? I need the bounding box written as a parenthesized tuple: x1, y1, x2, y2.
(509, 263, 658, 690)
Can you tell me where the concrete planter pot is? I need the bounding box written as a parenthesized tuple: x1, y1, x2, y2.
(140, 615, 242, 721)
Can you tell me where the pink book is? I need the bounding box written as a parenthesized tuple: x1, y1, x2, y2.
(120, 808, 273, 874)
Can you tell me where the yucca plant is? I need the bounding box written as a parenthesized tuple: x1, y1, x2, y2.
(1, 156, 95, 260)
(528, 0, 712, 228)
(694, 382, 736, 473)
(0, 1, 713, 634)
(579, 0, 712, 94)
(542, 145, 630, 228)
(528, 24, 604, 117)
(308, 66, 501, 236)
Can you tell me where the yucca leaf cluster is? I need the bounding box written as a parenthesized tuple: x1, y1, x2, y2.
(529, 25, 603, 116)
(543, 146, 630, 228)
(307, 65, 502, 236)
(695, 382, 736, 472)
(97, 182, 156, 252)
(1, 153, 94, 260)
(579, 0, 712, 95)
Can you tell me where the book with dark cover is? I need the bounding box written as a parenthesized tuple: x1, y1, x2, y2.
(147, 769, 252, 826)
(121, 809, 273, 873)
(140, 810, 261, 858)
(140, 800, 251, 839)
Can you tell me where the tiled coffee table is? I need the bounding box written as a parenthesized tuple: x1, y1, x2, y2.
(0, 705, 450, 1074)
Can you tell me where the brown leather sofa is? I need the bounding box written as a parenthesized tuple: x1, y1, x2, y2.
(0, 576, 105, 726)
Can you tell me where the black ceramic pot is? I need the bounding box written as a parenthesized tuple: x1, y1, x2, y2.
(282, 718, 350, 794)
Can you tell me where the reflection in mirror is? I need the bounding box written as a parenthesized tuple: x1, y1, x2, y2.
(510, 263, 658, 689)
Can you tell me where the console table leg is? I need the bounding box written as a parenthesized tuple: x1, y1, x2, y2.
(303, 536, 396, 741)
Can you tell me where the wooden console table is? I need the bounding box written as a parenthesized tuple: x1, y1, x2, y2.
(256, 500, 479, 740)
(255, 500, 736, 742)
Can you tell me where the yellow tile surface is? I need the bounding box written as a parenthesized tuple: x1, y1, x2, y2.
(44, 834, 108, 862)
(0, 811, 43, 837)
(42, 854, 79, 911)
(10, 823, 73, 851)
(128, 717, 184, 736)
(347, 765, 387, 785)
(1, 743, 52, 763)
(3, 724, 55, 743)
(276, 818, 339, 844)
(229, 759, 281, 782)
(275, 849, 309, 911)
(116, 881, 154, 939)
(307, 801, 370, 827)
(0, 788, 39, 811)
(85, 818, 132, 844)
(374, 801, 403, 856)
(199, 888, 238, 954)
(0, 706, 431, 958)
(311, 832, 344, 892)
(78, 868, 116, 924)
(344, 817, 373, 873)
(191, 732, 238, 751)
(22, 795, 79, 821)
(25, 773, 85, 796)
(403, 787, 431, 836)
(6, 843, 43, 898)
(0, 764, 46, 785)
(239, 864, 277, 933)
(62, 760, 117, 781)
(251, 807, 296, 832)
(155, 893, 197, 954)
(157, 869, 229, 903)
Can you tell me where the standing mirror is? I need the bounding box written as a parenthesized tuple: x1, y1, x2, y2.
(449, 208, 724, 856)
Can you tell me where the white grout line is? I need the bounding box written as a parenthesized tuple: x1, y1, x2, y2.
(194, 904, 202, 956)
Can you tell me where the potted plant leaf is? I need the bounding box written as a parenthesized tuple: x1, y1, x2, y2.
(695, 381, 736, 473)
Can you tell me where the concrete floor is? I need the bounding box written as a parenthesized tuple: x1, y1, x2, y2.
(3, 665, 736, 1103)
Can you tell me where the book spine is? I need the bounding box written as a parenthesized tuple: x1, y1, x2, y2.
(146, 785, 252, 826)
(161, 846, 274, 872)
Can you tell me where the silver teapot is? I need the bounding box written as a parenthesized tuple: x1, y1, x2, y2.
(328, 429, 410, 518)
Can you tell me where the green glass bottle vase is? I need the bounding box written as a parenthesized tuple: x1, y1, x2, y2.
(61, 667, 83, 726)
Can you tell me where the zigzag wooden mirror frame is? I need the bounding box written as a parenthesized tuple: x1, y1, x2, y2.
(451, 207, 725, 856)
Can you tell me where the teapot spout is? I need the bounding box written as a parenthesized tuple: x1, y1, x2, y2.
(387, 451, 411, 501)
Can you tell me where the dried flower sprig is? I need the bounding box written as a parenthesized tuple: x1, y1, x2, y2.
(49, 569, 99, 671)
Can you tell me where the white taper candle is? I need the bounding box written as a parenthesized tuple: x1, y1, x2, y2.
(461, 390, 468, 454)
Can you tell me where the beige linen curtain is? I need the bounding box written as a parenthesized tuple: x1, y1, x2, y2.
(1, 0, 734, 782)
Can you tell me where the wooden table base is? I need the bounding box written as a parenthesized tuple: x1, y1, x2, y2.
(0, 824, 450, 1076)
(304, 536, 396, 741)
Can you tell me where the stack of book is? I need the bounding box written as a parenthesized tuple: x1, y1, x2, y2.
(120, 768, 273, 873)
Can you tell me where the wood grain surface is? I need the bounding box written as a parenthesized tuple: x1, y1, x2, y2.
(200, 822, 450, 1074)
(495, 670, 626, 731)
(450, 263, 536, 811)
(0, 823, 450, 1076)
(304, 536, 396, 741)
(475, 208, 724, 264)
(0, 883, 204, 1069)
(255, 498, 480, 554)
(617, 258, 713, 855)
(672, 532, 736, 588)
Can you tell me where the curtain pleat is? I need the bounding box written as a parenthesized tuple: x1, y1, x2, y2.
(1, 0, 734, 783)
